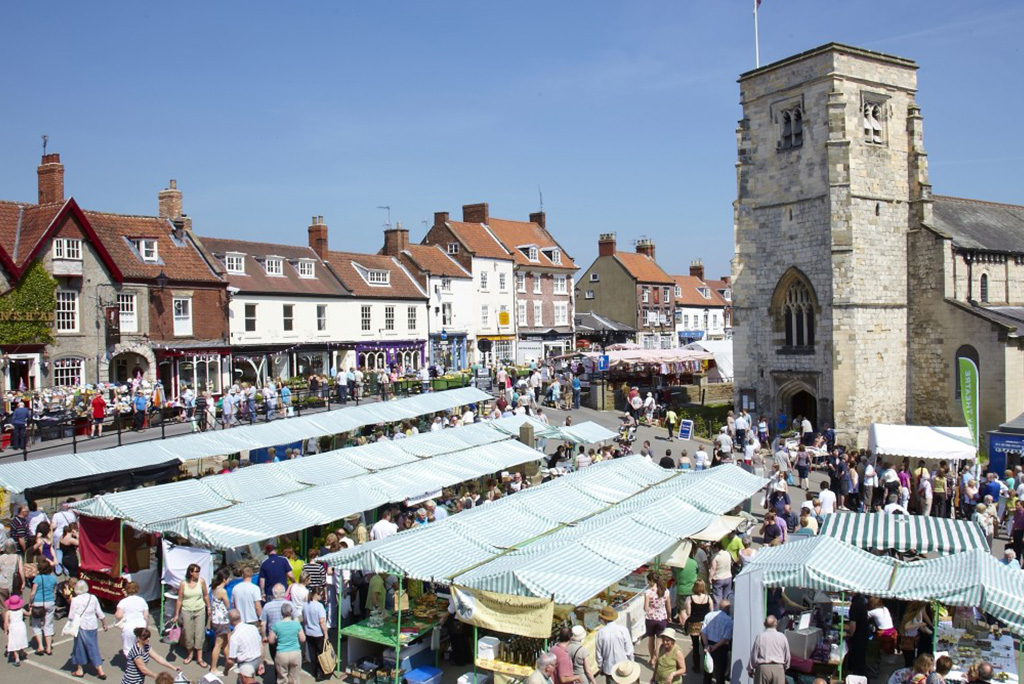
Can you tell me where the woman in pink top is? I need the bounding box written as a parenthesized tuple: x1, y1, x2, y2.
(643, 571, 671, 670)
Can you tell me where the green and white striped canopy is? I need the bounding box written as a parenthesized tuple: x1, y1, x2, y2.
(818, 512, 988, 555)
(745, 535, 899, 594)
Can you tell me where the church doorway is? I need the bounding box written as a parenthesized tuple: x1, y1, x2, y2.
(791, 390, 818, 431)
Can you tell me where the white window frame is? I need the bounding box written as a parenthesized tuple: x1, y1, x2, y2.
(533, 274, 542, 294)
(55, 290, 79, 333)
(585, 290, 594, 300)
(517, 272, 526, 293)
(684, 314, 690, 328)
(117, 293, 138, 333)
(499, 272, 507, 291)
(297, 260, 315, 278)
(245, 303, 257, 332)
(447, 242, 459, 255)
(517, 300, 527, 325)
(407, 306, 417, 330)
(225, 253, 245, 274)
(265, 257, 284, 276)
(385, 305, 395, 331)
(442, 302, 453, 326)
(53, 238, 83, 261)
(675, 286, 682, 298)
(551, 249, 561, 265)
(481, 305, 489, 328)
(553, 275, 568, 295)
(589, 272, 599, 282)
(642, 287, 649, 303)
(317, 304, 327, 332)
(480, 271, 489, 291)
(52, 357, 84, 387)
(533, 301, 542, 327)
(361, 305, 371, 332)
(554, 302, 568, 326)
(527, 246, 538, 262)
(134, 239, 159, 263)
(173, 296, 193, 336)
(366, 269, 390, 285)
(282, 304, 294, 332)
(441, 277, 452, 292)
(699, 287, 710, 299)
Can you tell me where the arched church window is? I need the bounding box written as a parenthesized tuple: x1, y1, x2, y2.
(783, 281, 815, 347)
(980, 274, 989, 303)
(863, 102, 884, 144)
(778, 106, 804, 151)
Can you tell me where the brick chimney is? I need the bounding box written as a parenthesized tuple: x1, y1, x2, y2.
(158, 179, 183, 219)
(635, 238, 655, 261)
(598, 233, 616, 257)
(463, 203, 489, 224)
(529, 211, 546, 230)
(433, 211, 449, 229)
(689, 258, 705, 281)
(37, 153, 64, 205)
(308, 215, 328, 259)
(382, 221, 409, 256)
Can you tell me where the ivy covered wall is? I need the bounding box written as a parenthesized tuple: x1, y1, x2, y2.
(0, 261, 58, 345)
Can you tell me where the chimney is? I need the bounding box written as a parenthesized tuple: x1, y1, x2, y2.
(308, 215, 328, 259)
(635, 238, 655, 261)
(598, 233, 616, 257)
(433, 211, 449, 228)
(37, 153, 64, 205)
(689, 258, 705, 281)
(463, 203, 489, 224)
(158, 179, 183, 219)
(382, 220, 409, 256)
(529, 211, 546, 230)
(720, 275, 731, 285)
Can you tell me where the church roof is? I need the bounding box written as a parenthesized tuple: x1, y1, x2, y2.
(931, 196, 1024, 253)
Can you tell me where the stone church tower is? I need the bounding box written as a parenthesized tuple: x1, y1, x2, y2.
(732, 44, 927, 446)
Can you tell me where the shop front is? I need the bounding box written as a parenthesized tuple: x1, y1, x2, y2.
(154, 344, 232, 397)
(1, 345, 44, 393)
(355, 340, 425, 371)
(517, 331, 573, 365)
(428, 332, 468, 371)
(476, 335, 515, 368)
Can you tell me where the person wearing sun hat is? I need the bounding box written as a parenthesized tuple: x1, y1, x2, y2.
(595, 606, 633, 684)
(651, 627, 687, 684)
(609, 659, 640, 684)
(4, 594, 29, 666)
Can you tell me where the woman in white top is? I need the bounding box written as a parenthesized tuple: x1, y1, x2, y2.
(69, 580, 108, 679)
(115, 581, 150, 656)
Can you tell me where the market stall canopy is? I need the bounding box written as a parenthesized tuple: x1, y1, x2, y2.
(818, 512, 988, 555)
(322, 460, 766, 603)
(683, 340, 733, 381)
(580, 348, 713, 368)
(0, 387, 490, 495)
(484, 414, 616, 444)
(743, 535, 899, 594)
(867, 423, 976, 462)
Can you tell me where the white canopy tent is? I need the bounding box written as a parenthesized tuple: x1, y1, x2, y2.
(683, 340, 733, 381)
(867, 423, 976, 463)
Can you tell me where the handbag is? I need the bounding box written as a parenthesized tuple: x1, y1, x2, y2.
(317, 639, 336, 675)
(62, 595, 95, 638)
(900, 635, 918, 652)
(31, 605, 46, 620)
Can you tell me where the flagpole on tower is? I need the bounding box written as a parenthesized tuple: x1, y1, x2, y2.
(754, 0, 761, 68)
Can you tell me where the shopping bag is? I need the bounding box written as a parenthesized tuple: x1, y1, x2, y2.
(703, 651, 714, 674)
(318, 640, 337, 675)
(165, 621, 181, 643)
(787, 473, 796, 486)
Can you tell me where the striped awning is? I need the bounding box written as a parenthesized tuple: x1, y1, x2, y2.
(818, 512, 988, 555)
(746, 535, 899, 594)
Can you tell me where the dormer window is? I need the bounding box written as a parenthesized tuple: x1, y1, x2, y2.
(527, 246, 539, 262)
(133, 239, 159, 263)
(265, 257, 284, 276)
(550, 248, 561, 265)
(675, 286, 682, 298)
(297, 260, 315, 278)
(366, 269, 390, 285)
(698, 287, 711, 299)
(723, 289, 732, 301)
(225, 253, 245, 274)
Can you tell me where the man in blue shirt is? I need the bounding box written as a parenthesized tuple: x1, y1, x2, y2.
(701, 599, 734, 684)
(132, 391, 148, 431)
(258, 544, 294, 601)
(775, 410, 788, 438)
(981, 473, 1003, 502)
(571, 375, 582, 410)
(10, 401, 30, 450)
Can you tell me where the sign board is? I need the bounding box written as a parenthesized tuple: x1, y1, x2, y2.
(498, 311, 510, 326)
(678, 419, 695, 441)
(104, 306, 121, 348)
(959, 357, 980, 448)
(451, 585, 554, 638)
(597, 354, 610, 372)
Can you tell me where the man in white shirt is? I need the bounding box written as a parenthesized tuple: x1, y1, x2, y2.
(51, 500, 78, 542)
(801, 416, 813, 445)
(425, 500, 447, 521)
(26, 503, 49, 537)
(694, 446, 709, 471)
(716, 427, 733, 454)
(370, 509, 399, 541)
(232, 566, 263, 626)
(918, 473, 933, 517)
(226, 609, 264, 683)
(883, 494, 908, 516)
(818, 481, 837, 515)
(594, 606, 633, 682)
(734, 413, 748, 443)
(774, 446, 791, 475)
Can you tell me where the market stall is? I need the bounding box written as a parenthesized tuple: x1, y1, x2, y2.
(818, 512, 989, 556)
(867, 423, 977, 464)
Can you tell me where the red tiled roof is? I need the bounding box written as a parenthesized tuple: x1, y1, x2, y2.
(445, 221, 512, 260)
(485, 217, 577, 270)
(672, 275, 728, 307)
(200, 236, 349, 296)
(0, 201, 63, 270)
(85, 211, 221, 284)
(323, 251, 427, 299)
(400, 244, 471, 279)
(613, 252, 674, 284)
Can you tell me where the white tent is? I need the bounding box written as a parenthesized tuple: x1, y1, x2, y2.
(684, 340, 733, 381)
(867, 423, 976, 463)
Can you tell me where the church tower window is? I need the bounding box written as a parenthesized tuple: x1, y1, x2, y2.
(771, 268, 818, 352)
(980, 274, 989, 303)
(778, 105, 804, 151)
(863, 101, 885, 144)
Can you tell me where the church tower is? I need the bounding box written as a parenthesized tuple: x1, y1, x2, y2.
(731, 44, 922, 446)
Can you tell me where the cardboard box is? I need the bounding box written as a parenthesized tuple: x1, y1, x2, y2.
(786, 627, 822, 660)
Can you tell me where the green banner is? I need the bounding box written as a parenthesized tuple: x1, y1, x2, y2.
(959, 357, 979, 448)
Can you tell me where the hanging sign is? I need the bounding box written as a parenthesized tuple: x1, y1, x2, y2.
(451, 585, 554, 638)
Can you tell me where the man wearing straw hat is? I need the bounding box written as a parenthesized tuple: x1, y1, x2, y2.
(595, 606, 634, 684)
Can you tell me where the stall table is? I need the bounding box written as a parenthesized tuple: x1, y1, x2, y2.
(936, 624, 1019, 683)
(340, 614, 440, 668)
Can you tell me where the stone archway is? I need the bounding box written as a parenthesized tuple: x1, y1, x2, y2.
(776, 378, 819, 431)
(99, 342, 156, 385)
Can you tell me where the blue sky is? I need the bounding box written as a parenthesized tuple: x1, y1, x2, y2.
(2, 1, 1022, 280)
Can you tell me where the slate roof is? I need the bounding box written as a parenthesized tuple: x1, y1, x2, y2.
(931, 196, 1024, 253)
(445, 221, 512, 260)
(485, 218, 577, 270)
(672, 275, 729, 307)
(399, 244, 471, 279)
(613, 252, 674, 285)
(323, 251, 427, 299)
(86, 212, 221, 284)
(574, 311, 636, 333)
(200, 236, 349, 296)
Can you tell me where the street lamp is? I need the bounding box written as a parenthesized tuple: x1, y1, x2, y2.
(155, 271, 169, 290)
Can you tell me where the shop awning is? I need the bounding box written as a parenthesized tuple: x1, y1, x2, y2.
(867, 423, 976, 462)
(744, 536, 899, 594)
(818, 512, 989, 555)
(0, 386, 490, 495)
